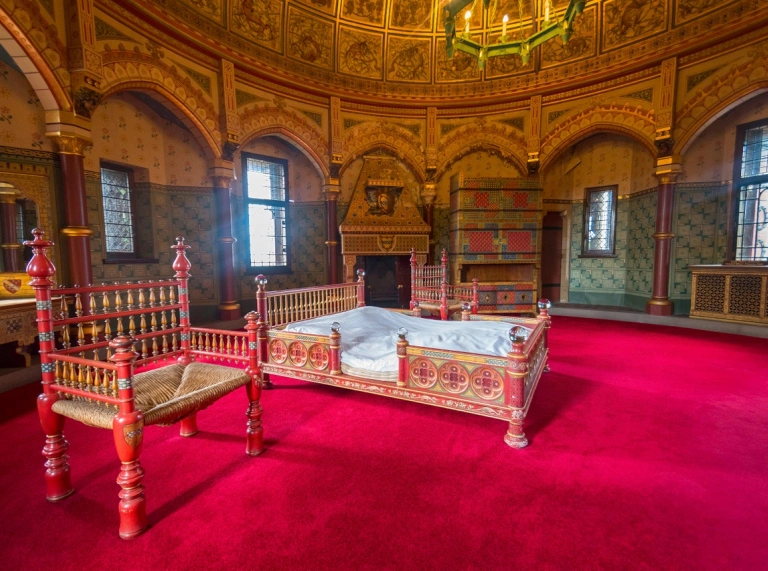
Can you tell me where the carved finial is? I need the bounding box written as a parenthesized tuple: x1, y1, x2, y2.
(245, 311, 259, 331)
(397, 327, 408, 340)
(331, 322, 341, 334)
(356, 269, 365, 281)
(171, 237, 192, 277)
(24, 228, 56, 284)
(108, 334, 138, 364)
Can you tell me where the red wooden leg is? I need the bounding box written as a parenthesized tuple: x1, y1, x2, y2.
(113, 411, 147, 539)
(38, 394, 74, 501)
(179, 414, 198, 437)
(245, 379, 264, 456)
(261, 373, 273, 390)
(504, 413, 528, 449)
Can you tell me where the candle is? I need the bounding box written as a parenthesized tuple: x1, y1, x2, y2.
(464, 10, 471, 35)
(502, 14, 509, 38)
(544, 1, 550, 22)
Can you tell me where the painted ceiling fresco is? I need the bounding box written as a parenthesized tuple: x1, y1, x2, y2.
(116, 0, 761, 100)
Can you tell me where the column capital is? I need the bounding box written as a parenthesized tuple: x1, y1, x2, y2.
(420, 182, 437, 206)
(48, 133, 93, 156)
(654, 157, 682, 184)
(0, 188, 20, 204)
(210, 175, 233, 190)
(323, 179, 341, 200)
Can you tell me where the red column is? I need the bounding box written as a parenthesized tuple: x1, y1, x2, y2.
(324, 181, 340, 285)
(421, 183, 437, 265)
(211, 176, 241, 321)
(646, 166, 680, 316)
(0, 192, 20, 272)
(52, 136, 94, 290)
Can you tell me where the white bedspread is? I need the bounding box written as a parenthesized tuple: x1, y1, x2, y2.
(283, 306, 525, 381)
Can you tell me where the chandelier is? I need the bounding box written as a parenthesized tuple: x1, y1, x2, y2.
(444, 0, 586, 69)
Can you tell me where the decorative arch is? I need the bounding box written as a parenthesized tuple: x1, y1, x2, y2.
(674, 41, 768, 155)
(0, 8, 71, 112)
(100, 52, 221, 159)
(540, 123, 657, 173)
(238, 108, 329, 178)
(539, 104, 657, 172)
(436, 124, 528, 179)
(342, 122, 425, 183)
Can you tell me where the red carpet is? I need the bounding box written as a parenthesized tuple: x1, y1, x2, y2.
(0, 316, 766, 569)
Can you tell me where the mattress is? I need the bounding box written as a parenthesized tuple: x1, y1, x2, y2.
(282, 306, 528, 382)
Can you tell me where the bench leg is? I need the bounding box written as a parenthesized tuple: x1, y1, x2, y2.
(504, 415, 529, 449)
(113, 411, 148, 539)
(38, 394, 74, 502)
(261, 373, 273, 390)
(245, 379, 264, 456)
(180, 414, 198, 437)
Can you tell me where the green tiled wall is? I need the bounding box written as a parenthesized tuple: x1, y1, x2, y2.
(625, 191, 657, 301)
(433, 206, 450, 256)
(671, 183, 729, 312)
(569, 189, 657, 310)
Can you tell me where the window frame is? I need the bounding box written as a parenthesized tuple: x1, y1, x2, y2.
(241, 152, 291, 275)
(99, 162, 140, 261)
(730, 118, 768, 262)
(580, 185, 619, 258)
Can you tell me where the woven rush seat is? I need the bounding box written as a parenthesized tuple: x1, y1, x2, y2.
(52, 362, 251, 429)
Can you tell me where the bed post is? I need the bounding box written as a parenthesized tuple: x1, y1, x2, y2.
(440, 250, 449, 320)
(504, 327, 529, 449)
(25, 229, 74, 502)
(461, 302, 471, 321)
(537, 299, 552, 373)
(396, 328, 409, 387)
(172, 237, 193, 367)
(330, 322, 341, 375)
(255, 276, 272, 389)
(244, 311, 264, 456)
(412, 300, 422, 318)
(356, 269, 366, 307)
(409, 248, 417, 311)
(109, 335, 147, 539)
(472, 278, 479, 314)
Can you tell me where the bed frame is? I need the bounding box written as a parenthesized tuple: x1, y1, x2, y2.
(26, 230, 264, 539)
(410, 249, 479, 320)
(256, 274, 551, 447)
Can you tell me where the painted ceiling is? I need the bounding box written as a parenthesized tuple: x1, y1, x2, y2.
(105, 0, 765, 103)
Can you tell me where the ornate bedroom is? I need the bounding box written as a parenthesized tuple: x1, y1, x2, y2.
(0, 0, 766, 568)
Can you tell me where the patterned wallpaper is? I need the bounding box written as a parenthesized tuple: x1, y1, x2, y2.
(436, 151, 523, 206)
(681, 91, 768, 183)
(0, 65, 54, 152)
(85, 92, 211, 187)
(543, 133, 656, 201)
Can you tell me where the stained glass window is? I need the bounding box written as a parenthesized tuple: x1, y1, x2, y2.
(100, 167, 135, 255)
(243, 155, 289, 269)
(735, 123, 768, 261)
(582, 186, 617, 256)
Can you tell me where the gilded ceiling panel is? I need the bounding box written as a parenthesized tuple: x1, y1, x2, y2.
(341, 0, 387, 27)
(387, 36, 431, 83)
(294, 0, 337, 15)
(675, 0, 736, 25)
(338, 26, 383, 79)
(181, 0, 225, 22)
(540, 5, 596, 68)
(603, 0, 667, 50)
(287, 7, 334, 69)
(388, 0, 433, 31)
(435, 38, 481, 82)
(230, 0, 284, 52)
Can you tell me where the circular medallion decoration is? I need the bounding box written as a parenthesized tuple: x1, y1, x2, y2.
(269, 339, 288, 364)
(410, 358, 438, 389)
(470, 367, 504, 401)
(288, 341, 308, 367)
(438, 362, 470, 394)
(308, 343, 329, 370)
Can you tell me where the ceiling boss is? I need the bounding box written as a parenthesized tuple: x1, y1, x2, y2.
(444, 0, 586, 69)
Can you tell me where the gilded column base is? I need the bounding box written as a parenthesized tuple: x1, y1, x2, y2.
(217, 301, 241, 321)
(646, 298, 674, 316)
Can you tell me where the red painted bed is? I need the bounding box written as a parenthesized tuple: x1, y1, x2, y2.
(256, 271, 551, 448)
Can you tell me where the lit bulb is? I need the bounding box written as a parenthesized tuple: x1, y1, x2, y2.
(464, 10, 471, 35)
(502, 14, 509, 38)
